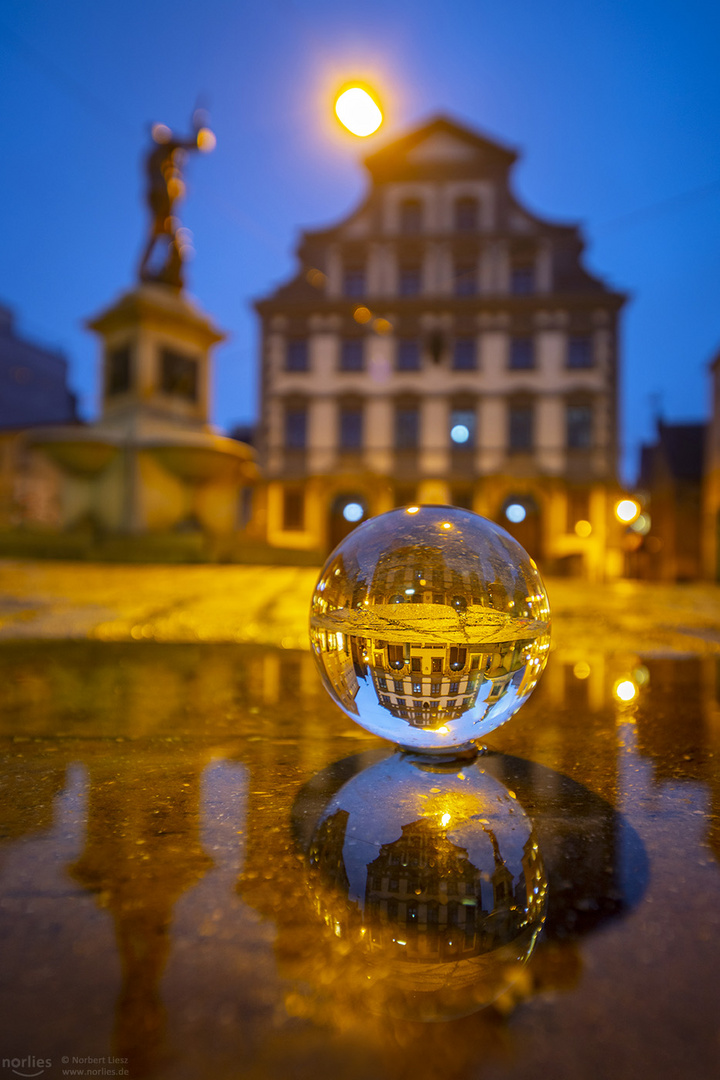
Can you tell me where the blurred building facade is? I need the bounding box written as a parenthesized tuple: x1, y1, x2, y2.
(254, 116, 628, 578)
(637, 419, 705, 581)
(0, 302, 77, 527)
(703, 350, 720, 580)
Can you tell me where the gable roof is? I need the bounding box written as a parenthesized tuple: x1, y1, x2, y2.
(363, 114, 518, 183)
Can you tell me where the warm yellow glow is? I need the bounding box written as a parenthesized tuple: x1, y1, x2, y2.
(353, 305, 372, 324)
(574, 519, 592, 538)
(614, 678, 638, 703)
(440, 813, 451, 827)
(406, 506, 420, 514)
(435, 725, 450, 735)
(196, 127, 216, 152)
(335, 86, 383, 136)
(441, 522, 453, 530)
(573, 661, 591, 680)
(372, 317, 392, 335)
(615, 498, 640, 524)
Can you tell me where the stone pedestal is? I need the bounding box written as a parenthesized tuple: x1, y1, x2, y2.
(32, 284, 256, 540)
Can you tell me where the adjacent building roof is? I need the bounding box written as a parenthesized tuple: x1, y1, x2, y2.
(0, 304, 78, 430)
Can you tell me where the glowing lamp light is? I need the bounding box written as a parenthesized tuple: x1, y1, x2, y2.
(196, 127, 216, 152)
(342, 502, 364, 523)
(506, 503, 526, 524)
(615, 498, 640, 524)
(440, 813, 451, 827)
(335, 87, 383, 136)
(614, 678, 638, 703)
(450, 424, 470, 444)
(406, 506, 420, 514)
(574, 519, 592, 538)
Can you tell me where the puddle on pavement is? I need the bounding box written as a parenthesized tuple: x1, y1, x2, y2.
(0, 642, 719, 1080)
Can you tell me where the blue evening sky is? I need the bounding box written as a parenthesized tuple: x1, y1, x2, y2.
(1, 0, 719, 482)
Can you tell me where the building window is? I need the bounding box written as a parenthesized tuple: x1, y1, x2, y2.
(399, 198, 422, 234)
(343, 265, 366, 297)
(412, 679, 422, 694)
(377, 675, 388, 691)
(509, 337, 535, 370)
(454, 197, 478, 233)
(286, 338, 309, 372)
(285, 406, 307, 449)
(449, 681, 460, 695)
(340, 405, 363, 450)
(396, 405, 419, 449)
(340, 339, 364, 371)
(452, 338, 477, 370)
(106, 346, 132, 396)
(567, 404, 593, 449)
(396, 339, 421, 372)
(160, 348, 199, 401)
(399, 264, 422, 296)
(454, 261, 477, 296)
(511, 262, 535, 295)
(283, 488, 304, 530)
(567, 336, 594, 369)
(450, 408, 476, 446)
(393, 679, 404, 694)
(509, 403, 533, 451)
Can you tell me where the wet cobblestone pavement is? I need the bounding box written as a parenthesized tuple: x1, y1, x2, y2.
(0, 562, 719, 1079)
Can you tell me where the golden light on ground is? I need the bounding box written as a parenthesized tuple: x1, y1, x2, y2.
(615, 498, 641, 524)
(335, 86, 383, 136)
(406, 506, 420, 514)
(574, 519, 592, 538)
(614, 678, 638, 703)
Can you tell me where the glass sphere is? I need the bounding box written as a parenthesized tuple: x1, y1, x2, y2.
(310, 505, 551, 752)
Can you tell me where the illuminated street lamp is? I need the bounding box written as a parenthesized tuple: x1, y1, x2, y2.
(334, 86, 383, 136)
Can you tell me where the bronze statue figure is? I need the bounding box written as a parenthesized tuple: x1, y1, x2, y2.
(138, 111, 215, 289)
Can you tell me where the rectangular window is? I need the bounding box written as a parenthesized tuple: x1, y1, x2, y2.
(340, 406, 363, 450)
(106, 346, 132, 396)
(567, 404, 593, 449)
(343, 266, 365, 297)
(511, 263, 535, 295)
(340, 339, 364, 371)
(450, 408, 476, 447)
(430, 682, 441, 695)
(377, 675, 388, 691)
(396, 339, 421, 371)
(567, 336, 594, 369)
(160, 349, 198, 401)
(509, 404, 533, 451)
(449, 681, 460, 695)
(399, 199, 422, 234)
(509, 337, 535, 370)
(395, 406, 419, 449)
(454, 197, 478, 233)
(286, 338, 309, 372)
(411, 657, 422, 672)
(285, 407, 307, 449)
(452, 338, 477, 370)
(412, 680, 422, 694)
(393, 679, 404, 694)
(283, 489, 304, 530)
(399, 265, 422, 296)
(431, 657, 443, 673)
(454, 261, 477, 296)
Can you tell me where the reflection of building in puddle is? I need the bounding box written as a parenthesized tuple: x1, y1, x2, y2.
(68, 754, 213, 1075)
(301, 751, 547, 1021)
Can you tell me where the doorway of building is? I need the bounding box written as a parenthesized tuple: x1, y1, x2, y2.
(328, 493, 368, 551)
(499, 494, 542, 561)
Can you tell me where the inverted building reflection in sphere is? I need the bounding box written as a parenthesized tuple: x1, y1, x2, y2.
(303, 751, 547, 1021)
(310, 506, 551, 752)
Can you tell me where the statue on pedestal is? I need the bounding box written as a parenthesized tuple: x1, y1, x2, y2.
(138, 111, 216, 289)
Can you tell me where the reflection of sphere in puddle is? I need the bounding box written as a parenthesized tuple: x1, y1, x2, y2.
(306, 751, 547, 1020)
(310, 506, 551, 752)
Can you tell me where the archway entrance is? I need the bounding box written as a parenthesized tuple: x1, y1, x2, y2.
(328, 493, 368, 552)
(499, 494, 542, 561)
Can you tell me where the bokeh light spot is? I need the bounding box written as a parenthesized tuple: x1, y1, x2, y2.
(335, 87, 383, 136)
